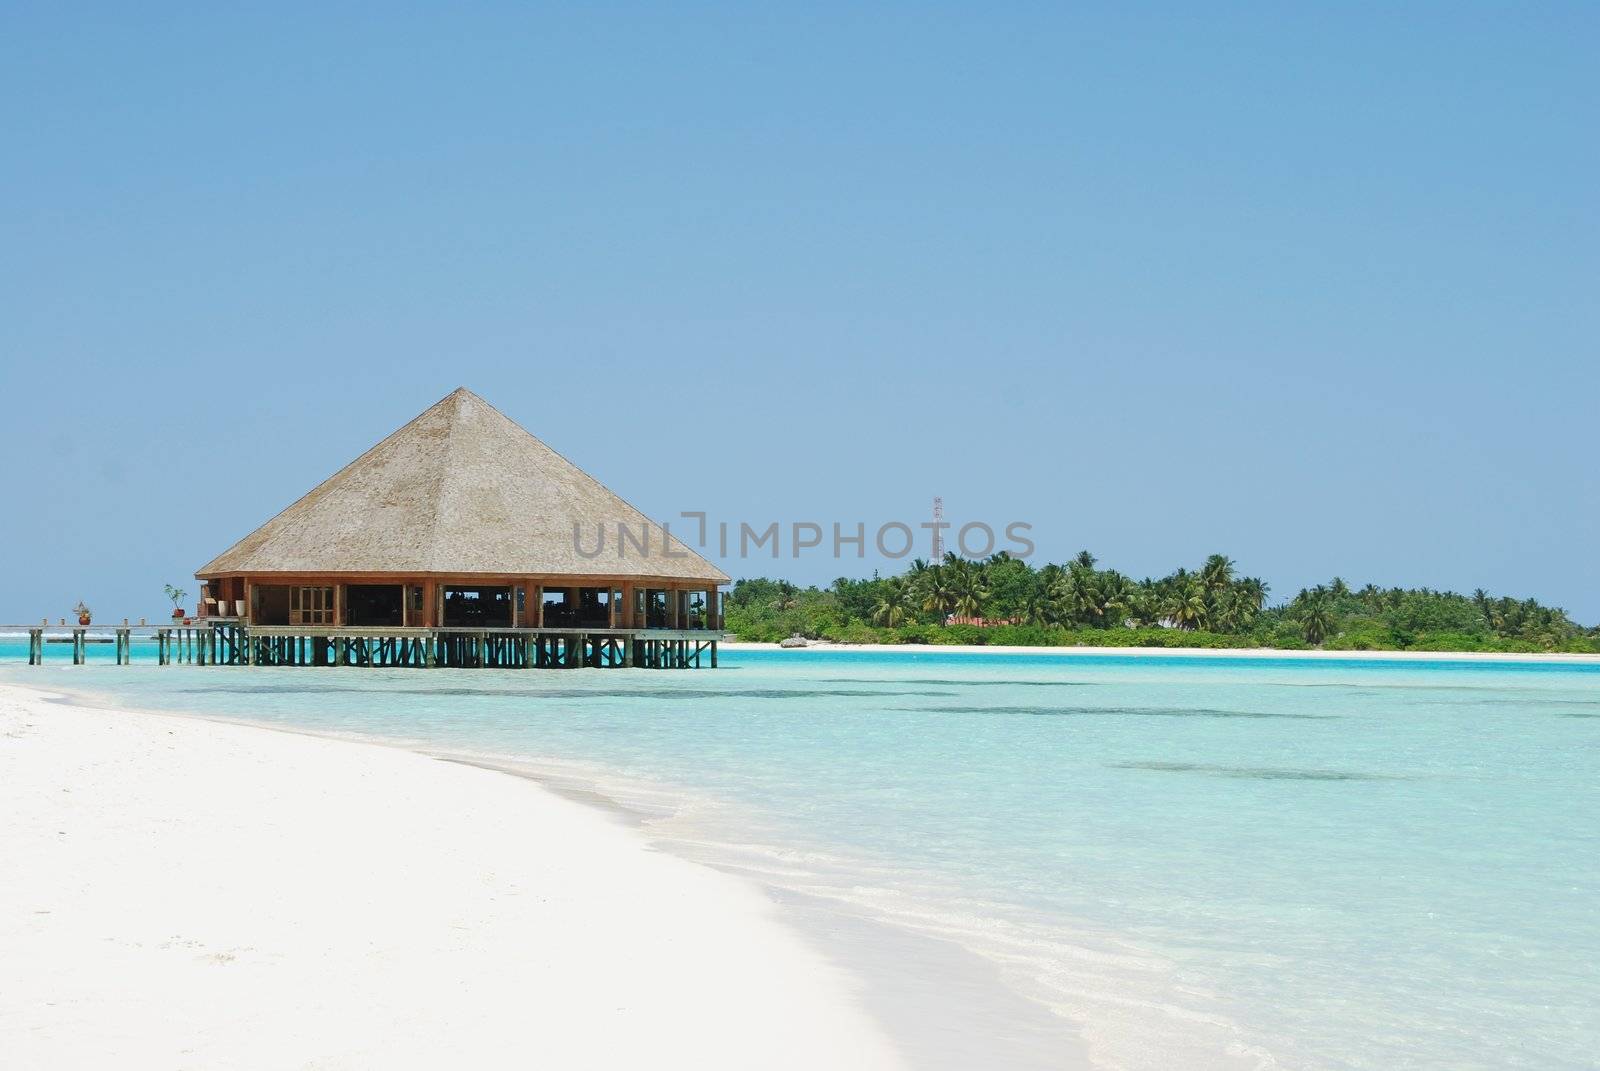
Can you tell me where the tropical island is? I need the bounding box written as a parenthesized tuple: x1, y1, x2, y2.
(726, 553, 1600, 654)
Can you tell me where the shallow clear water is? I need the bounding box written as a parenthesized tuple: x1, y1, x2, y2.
(5, 648, 1598, 1070)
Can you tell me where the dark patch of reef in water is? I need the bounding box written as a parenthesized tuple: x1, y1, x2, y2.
(812, 677, 1097, 688)
(1109, 761, 1409, 781)
(907, 705, 1336, 720)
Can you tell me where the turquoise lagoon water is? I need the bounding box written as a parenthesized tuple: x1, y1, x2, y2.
(3, 647, 1597, 1070)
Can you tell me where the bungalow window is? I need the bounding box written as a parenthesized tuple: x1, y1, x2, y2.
(346, 585, 404, 627)
(442, 586, 513, 628)
(290, 586, 335, 625)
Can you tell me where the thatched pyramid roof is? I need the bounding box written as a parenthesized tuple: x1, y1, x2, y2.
(197, 388, 727, 583)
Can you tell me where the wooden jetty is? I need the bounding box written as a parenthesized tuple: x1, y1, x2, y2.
(12, 624, 717, 669)
(19, 626, 139, 666)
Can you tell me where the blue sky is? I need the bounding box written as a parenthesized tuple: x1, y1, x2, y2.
(2, 4, 1596, 623)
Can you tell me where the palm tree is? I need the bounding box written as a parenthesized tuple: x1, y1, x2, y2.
(871, 579, 915, 627)
(949, 565, 991, 621)
(1022, 588, 1056, 627)
(1127, 580, 1164, 627)
(1055, 565, 1093, 624)
(917, 567, 955, 624)
(1026, 565, 1066, 627)
(1166, 577, 1210, 630)
(1200, 554, 1235, 593)
(1237, 576, 1269, 611)
(1299, 596, 1336, 646)
(1099, 572, 1135, 625)
(1227, 586, 1264, 632)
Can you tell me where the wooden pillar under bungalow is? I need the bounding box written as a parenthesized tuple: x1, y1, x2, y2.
(189, 388, 727, 670)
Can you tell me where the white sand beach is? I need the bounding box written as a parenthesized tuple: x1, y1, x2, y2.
(0, 684, 902, 1070)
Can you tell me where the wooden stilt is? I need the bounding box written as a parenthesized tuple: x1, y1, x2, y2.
(83, 617, 711, 673)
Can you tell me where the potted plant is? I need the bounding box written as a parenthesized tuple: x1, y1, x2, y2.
(164, 584, 189, 622)
(74, 601, 92, 627)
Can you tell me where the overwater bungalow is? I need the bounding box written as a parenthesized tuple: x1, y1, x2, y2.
(187, 387, 728, 669)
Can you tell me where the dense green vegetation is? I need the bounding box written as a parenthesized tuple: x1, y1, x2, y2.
(725, 553, 1600, 653)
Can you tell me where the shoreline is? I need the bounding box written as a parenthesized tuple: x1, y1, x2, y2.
(12, 678, 1089, 1070)
(14, 653, 1584, 1066)
(0, 683, 910, 1069)
(720, 640, 1600, 664)
(422, 746, 1087, 1071)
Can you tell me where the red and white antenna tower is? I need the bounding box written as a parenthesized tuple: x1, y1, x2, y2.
(930, 496, 944, 560)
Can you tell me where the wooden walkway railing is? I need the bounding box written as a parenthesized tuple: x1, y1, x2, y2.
(7, 624, 720, 670)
